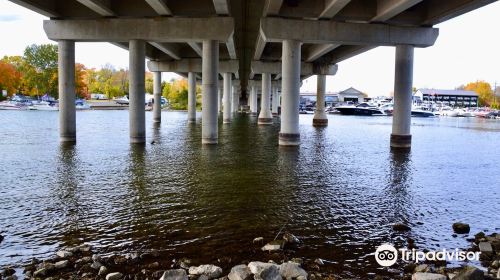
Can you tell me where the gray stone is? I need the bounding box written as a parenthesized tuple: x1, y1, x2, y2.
(4, 276, 17, 280)
(452, 266, 484, 280)
(188, 265, 223, 279)
(106, 272, 124, 280)
(415, 264, 429, 273)
(91, 261, 103, 270)
(283, 232, 300, 244)
(290, 258, 303, 265)
(54, 260, 69, 269)
(411, 272, 447, 280)
(490, 260, 499, 269)
(253, 237, 264, 243)
(279, 262, 307, 280)
(227, 265, 252, 280)
(33, 267, 50, 278)
(248, 262, 282, 280)
(497, 269, 499, 279)
(452, 223, 470, 234)
(160, 269, 189, 280)
(314, 259, 324, 266)
(478, 242, 493, 255)
(199, 275, 210, 280)
(98, 266, 108, 276)
(56, 250, 73, 258)
(261, 240, 283, 252)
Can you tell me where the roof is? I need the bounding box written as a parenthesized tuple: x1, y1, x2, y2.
(417, 88, 478, 97)
(338, 87, 366, 96)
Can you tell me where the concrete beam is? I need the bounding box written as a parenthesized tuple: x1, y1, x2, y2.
(227, 35, 237, 59)
(251, 61, 338, 76)
(44, 17, 235, 43)
(253, 34, 267, 60)
(76, 0, 114, 16)
(305, 44, 340, 62)
(263, 0, 283, 16)
(372, 0, 423, 22)
(145, 0, 172, 16)
(188, 42, 203, 57)
(9, 0, 59, 17)
(148, 59, 238, 73)
(260, 17, 439, 47)
(149, 42, 181, 60)
(213, 0, 230, 15)
(319, 0, 351, 19)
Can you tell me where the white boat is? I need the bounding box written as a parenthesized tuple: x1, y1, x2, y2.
(76, 99, 91, 110)
(29, 101, 58, 111)
(0, 101, 24, 110)
(114, 96, 129, 105)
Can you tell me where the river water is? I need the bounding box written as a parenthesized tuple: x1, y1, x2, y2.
(0, 110, 499, 278)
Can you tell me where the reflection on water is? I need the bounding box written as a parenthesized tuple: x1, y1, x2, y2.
(0, 111, 499, 278)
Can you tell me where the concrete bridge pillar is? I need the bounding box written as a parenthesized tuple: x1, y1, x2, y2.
(58, 40, 76, 142)
(313, 74, 328, 126)
(250, 86, 257, 115)
(153, 71, 162, 123)
(272, 86, 279, 116)
(218, 87, 222, 113)
(258, 73, 273, 125)
(187, 72, 197, 123)
(232, 85, 239, 113)
(201, 40, 219, 144)
(129, 39, 146, 144)
(279, 39, 302, 146)
(223, 72, 232, 123)
(391, 45, 414, 149)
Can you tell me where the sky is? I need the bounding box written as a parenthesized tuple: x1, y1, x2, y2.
(0, 1, 499, 96)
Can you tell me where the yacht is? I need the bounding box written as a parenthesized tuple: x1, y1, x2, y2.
(335, 103, 384, 116)
(29, 101, 58, 111)
(114, 96, 129, 105)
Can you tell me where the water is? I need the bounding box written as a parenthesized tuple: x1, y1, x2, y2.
(0, 110, 499, 278)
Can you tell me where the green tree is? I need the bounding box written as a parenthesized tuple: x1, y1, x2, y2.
(23, 44, 58, 97)
(461, 81, 494, 107)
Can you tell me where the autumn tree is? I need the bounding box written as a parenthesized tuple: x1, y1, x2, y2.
(460, 81, 494, 107)
(0, 61, 22, 99)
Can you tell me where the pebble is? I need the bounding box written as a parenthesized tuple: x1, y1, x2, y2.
(56, 250, 73, 258)
(54, 260, 69, 269)
(228, 264, 252, 280)
(283, 232, 300, 244)
(253, 237, 264, 243)
(261, 240, 284, 252)
(98, 266, 109, 276)
(411, 272, 447, 280)
(279, 262, 307, 279)
(160, 269, 188, 280)
(188, 264, 223, 279)
(106, 272, 124, 280)
(452, 222, 471, 234)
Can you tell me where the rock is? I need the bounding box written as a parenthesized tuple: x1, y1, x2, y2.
(228, 265, 252, 280)
(279, 262, 307, 280)
(452, 223, 471, 234)
(146, 262, 160, 269)
(91, 261, 103, 270)
(33, 267, 50, 278)
(411, 272, 447, 280)
(393, 223, 411, 231)
(160, 269, 188, 280)
(478, 242, 493, 255)
(491, 260, 499, 269)
(253, 237, 264, 243)
(56, 250, 73, 258)
(188, 265, 223, 279)
(4, 276, 18, 280)
(415, 264, 429, 273)
(290, 258, 303, 265)
(2, 267, 16, 276)
(0, 234, 4, 243)
(54, 260, 69, 269)
(177, 258, 192, 270)
(475, 232, 486, 243)
(199, 275, 210, 280)
(452, 266, 484, 280)
(497, 269, 500, 279)
(98, 266, 109, 276)
(261, 240, 284, 252)
(248, 262, 282, 280)
(283, 232, 300, 244)
(106, 272, 124, 280)
(92, 254, 102, 262)
(78, 244, 92, 252)
(314, 258, 324, 266)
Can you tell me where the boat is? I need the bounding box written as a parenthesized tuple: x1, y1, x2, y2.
(0, 101, 25, 110)
(75, 99, 91, 110)
(411, 109, 435, 117)
(114, 96, 129, 105)
(335, 103, 384, 116)
(29, 101, 58, 111)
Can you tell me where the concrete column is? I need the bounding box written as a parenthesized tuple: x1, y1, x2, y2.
(223, 72, 232, 123)
(251, 86, 258, 115)
(58, 40, 76, 142)
(272, 86, 279, 116)
(218, 87, 222, 113)
(313, 74, 328, 126)
(188, 72, 196, 123)
(232, 85, 238, 113)
(258, 73, 273, 125)
(201, 40, 219, 144)
(391, 45, 414, 149)
(153, 71, 162, 123)
(129, 39, 146, 144)
(279, 40, 302, 146)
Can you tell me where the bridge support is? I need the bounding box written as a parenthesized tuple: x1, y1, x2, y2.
(258, 73, 273, 125)
(187, 72, 196, 123)
(153, 71, 162, 123)
(250, 86, 258, 115)
(232, 84, 239, 113)
(223, 72, 232, 123)
(391, 45, 414, 149)
(272, 86, 279, 116)
(58, 40, 76, 142)
(279, 40, 302, 146)
(218, 88, 222, 113)
(129, 39, 146, 144)
(313, 74, 328, 126)
(201, 40, 219, 144)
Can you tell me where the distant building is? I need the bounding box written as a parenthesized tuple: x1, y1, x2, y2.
(337, 87, 367, 103)
(414, 89, 478, 107)
(300, 87, 366, 106)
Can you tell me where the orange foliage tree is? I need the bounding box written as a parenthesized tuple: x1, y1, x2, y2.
(461, 81, 494, 107)
(0, 61, 22, 98)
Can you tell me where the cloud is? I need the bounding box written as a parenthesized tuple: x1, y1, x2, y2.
(0, 14, 21, 22)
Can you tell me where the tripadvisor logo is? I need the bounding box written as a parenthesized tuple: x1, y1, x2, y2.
(374, 243, 481, 267)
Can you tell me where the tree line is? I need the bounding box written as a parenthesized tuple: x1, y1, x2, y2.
(0, 43, 200, 109)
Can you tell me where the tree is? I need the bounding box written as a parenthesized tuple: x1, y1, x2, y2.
(145, 72, 154, 94)
(462, 81, 494, 107)
(0, 61, 22, 99)
(23, 44, 58, 97)
(75, 63, 88, 99)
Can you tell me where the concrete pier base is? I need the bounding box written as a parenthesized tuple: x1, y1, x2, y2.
(188, 72, 196, 123)
(313, 74, 328, 127)
(201, 40, 219, 144)
(223, 72, 232, 123)
(390, 45, 414, 149)
(129, 39, 146, 144)
(258, 73, 273, 125)
(271, 86, 279, 116)
(152, 71, 162, 123)
(279, 40, 301, 146)
(58, 40, 76, 142)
